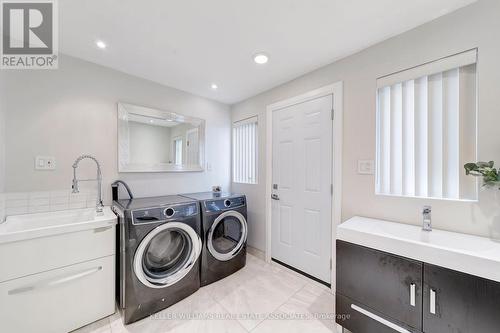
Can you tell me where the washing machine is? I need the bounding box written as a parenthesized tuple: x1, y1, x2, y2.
(112, 195, 202, 324)
(181, 192, 247, 286)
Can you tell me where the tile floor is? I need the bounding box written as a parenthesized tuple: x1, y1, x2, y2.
(74, 254, 343, 333)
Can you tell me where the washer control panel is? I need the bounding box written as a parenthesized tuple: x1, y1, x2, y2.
(205, 196, 246, 212)
(132, 203, 198, 224)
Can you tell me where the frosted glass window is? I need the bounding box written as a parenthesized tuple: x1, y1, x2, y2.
(233, 117, 258, 184)
(376, 50, 477, 200)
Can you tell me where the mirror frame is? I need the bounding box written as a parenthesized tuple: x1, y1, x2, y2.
(117, 102, 206, 173)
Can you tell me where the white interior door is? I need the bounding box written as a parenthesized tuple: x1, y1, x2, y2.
(271, 94, 333, 283)
(186, 128, 199, 165)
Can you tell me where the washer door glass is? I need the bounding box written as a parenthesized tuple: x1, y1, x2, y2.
(208, 211, 247, 261)
(143, 229, 190, 279)
(134, 222, 201, 288)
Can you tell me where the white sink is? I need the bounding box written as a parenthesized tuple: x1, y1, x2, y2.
(337, 216, 500, 283)
(0, 207, 116, 332)
(0, 207, 116, 244)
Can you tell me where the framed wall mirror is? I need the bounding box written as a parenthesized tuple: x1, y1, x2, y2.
(118, 103, 205, 172)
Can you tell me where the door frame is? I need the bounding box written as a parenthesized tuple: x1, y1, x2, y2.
(265, 82, 343, 289)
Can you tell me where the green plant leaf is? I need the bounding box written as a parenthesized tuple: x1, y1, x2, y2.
(464, 161, 500, 185)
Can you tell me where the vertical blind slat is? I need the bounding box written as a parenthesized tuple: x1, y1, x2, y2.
(379, 86, 391, 194)
(402, 80, 415, 196)
(242, 124, 246, 183)
(390, 83, 403, 195)
(241, 124, 243, 182)
(428, 73, 443, 198)
(442, 68, 460, 199)
(232, 119, 258, 184)
(414, 76, 428, 197)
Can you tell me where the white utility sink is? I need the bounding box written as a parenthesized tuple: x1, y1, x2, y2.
(338, 216, 500, 283)
(0, 207, 117, 332)
(0, 207, 116, 244)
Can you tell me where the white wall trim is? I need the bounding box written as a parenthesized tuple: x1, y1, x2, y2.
(265, 82, 343, 290)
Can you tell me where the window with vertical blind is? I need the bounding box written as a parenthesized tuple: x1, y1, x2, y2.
(233, 117, 258, 184)
(376, 49, 477, 201)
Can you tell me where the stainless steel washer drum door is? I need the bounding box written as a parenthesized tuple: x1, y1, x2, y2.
(207, 210, 248, 261)
(134, 222, 201, 289)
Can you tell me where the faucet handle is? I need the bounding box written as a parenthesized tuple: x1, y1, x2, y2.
(422, 205, 432, 231)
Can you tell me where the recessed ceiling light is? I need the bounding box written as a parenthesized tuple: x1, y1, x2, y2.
(96, 40, 107, 49)
(211, 83, 218, 90)
(253, 53, 269, 64)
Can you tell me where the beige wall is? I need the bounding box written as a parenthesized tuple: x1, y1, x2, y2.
(0, 72, 5, 192)
(232, 0, 500, 251)
(0, 75, 5, 221)
(1, 55, 231, 203)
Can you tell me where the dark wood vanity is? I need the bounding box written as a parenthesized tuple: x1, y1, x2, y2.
(336, 240, 500, 333)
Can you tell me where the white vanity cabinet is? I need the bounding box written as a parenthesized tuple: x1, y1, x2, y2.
(0, 207, 117, 333)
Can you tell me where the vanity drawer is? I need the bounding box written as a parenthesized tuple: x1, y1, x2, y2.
(337, 240, 423, 330)
(0, 225, 115, 282)
(336, 294, 420, 333)
(0, 255, 115, 333)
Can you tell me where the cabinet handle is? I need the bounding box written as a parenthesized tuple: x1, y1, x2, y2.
(430, 288, 436, 315)
(8, 266, 102, 295)
(351, 304, 411, 333)
(410, 283, 416, 307)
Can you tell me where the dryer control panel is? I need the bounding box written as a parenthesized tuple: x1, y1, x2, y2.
(132, 203, 198, 224)
(205, 196, 246, 212)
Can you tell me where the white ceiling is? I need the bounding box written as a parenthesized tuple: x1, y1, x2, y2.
(59, 0, 476, 104)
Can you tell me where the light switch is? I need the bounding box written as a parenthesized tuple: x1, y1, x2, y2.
(35, 156, 56, 170)
(357, 160, 374, 175)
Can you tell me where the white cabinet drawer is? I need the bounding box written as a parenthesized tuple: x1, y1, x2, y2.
(0, 225, 115, 282)
(0, 255, 115, 333)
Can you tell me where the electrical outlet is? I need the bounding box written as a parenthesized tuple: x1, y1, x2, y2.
(357, 160, 374, 175)
(35, 156, 56, 170)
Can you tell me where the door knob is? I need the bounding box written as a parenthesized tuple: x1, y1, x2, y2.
(271, 194, 280, 200)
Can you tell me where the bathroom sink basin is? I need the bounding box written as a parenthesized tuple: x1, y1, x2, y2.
(337, 216, 500, 282)
(0, 207, 116, 244)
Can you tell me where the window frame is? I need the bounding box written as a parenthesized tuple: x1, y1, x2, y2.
(375, 49, 478, 202)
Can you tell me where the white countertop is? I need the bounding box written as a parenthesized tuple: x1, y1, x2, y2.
(0, 207, 117, 244)
(337, 216, 500, 283)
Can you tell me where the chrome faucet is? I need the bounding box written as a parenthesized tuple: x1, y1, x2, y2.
(72, 154, 104, 214)
(422, 206, 432, 231)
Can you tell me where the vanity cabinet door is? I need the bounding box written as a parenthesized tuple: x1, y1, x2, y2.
(337, 241, 423, 330)
(423, 264, 500, 333)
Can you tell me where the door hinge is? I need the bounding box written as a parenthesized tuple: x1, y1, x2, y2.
(331, 108, 334, 120)
(330, 184, 333, 195)
(330, 258, 332, 270)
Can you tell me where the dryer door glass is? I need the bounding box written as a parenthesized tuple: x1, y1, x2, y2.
(134, 222, 201, 288)
(208, 211, 247, 261)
